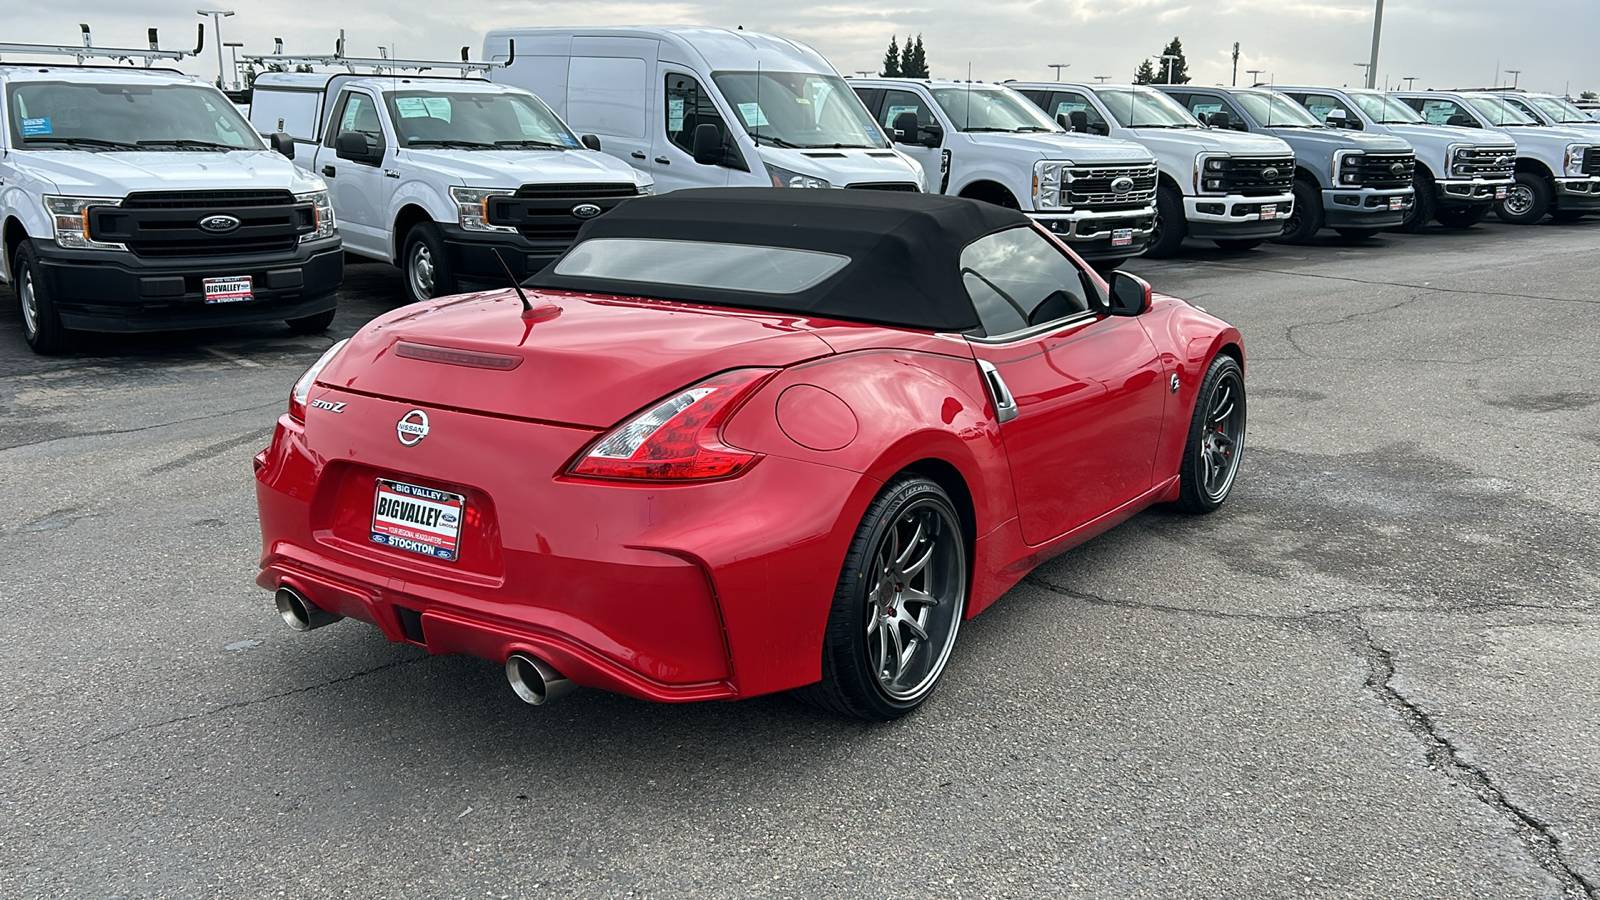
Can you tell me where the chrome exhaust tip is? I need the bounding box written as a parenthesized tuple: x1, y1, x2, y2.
(505, 652, 575, 705)
(275, 586, 342, 632)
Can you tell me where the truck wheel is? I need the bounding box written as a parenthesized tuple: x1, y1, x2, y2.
(401, 223, 456, 305)
(1143, 185, 1187, 259)
(1433, 205, 1488, 229)
(1496, 173, 1552, 225)
(1393, 168, 1436, 233)
(286, 308, 337, 334)
(1212, 239, 1261, 252)
(12, 242, 70, 355)
(1273, 180, 1323, 244)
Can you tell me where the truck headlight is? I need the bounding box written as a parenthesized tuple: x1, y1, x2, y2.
(1336, 150, 1364, 185)
(449, 186, 518, 233)
(1196, 155, 1230, 192)
(1564, 144, 1590, 177)
(1033, 161, 1070, 209)
(765, 164, 831, 189)
(43, 195, 125, 251)
(296, 190, 337, 243)
(1447, 144, 1468, 177)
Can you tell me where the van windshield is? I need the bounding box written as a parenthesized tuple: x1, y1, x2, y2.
(7, 81, 262, 150)
(1091, 87, 1200, 128)
(711, 71, 884, 149)
(384, 90, 580, 149)
(1347, 91, 1423, 124)
(929, 86, 1061, 133)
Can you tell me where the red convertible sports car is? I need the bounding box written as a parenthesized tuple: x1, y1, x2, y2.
(254, 189, 1244, 720)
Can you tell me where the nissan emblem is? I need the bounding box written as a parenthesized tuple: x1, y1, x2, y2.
(397, 410, 430, 446)
(199, 214, 242, 234)
(1110, 176, 1136, 195)
(571, 203, 603, 220)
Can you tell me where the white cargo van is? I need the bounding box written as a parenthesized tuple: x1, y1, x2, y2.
(483, 27, 924, 193)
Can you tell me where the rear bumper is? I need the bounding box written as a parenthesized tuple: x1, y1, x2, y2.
(1182, 192, 1294, 240)
(1033, 209, 1156, 260)
(438, 224, 567, 282)
(1322, 187, 1412, 228)
(34, 237, 342, 333)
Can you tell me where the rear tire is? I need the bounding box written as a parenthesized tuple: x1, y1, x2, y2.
(1142, 184, 1188, 259)
(12, 241, 70, 355)
(401, 222, 456, 305)
(1393, 168, 1437, 233)
(1212, 239, 1262, 252)
(1273, 180, 1323, 244)
(1496, 172, 1553, 225)
(1176, 355, 1246, 514)
(794, 475, 967, 721)
(1433, 205, 1489, 229)
(286, 308, 337, 334)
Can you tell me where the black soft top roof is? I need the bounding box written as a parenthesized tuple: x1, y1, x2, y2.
(526, 187, 1032, 332)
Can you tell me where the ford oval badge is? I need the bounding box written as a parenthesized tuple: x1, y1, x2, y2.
(396, 410, 430, 447)
(1260, 167, 1280, 181)
(199, 214, 241, 234)
(1110, 176, 1135, 195)
(571, 203, 603, 220)
(1390, 162, 1406, 175)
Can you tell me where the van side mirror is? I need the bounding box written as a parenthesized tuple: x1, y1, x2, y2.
(691, 123, 723, 165)
(1107, 271, 1152, 316)
(335, 131, 380, 164)
(1207, 110, 1232, 130)
(1069, 110, 1090, 133)
(580, 133, 602, 152)
(269, 132, 295, 159)
(892, 111, 922, 145)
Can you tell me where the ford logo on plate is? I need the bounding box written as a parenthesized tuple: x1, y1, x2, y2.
(396, 409, 430, 447)
(198, 214, 241, 234)
(1110, 176, 1135, 195)
(1260, 167, 1280, 181)
(571, 203, 603, 220)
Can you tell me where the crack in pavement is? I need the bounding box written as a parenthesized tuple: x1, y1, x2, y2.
(0, 401, 283, 453)
(1352, 623, 1598, 899)
(1141, 258, 1600, 306)
(1284, 290, 1429, 358)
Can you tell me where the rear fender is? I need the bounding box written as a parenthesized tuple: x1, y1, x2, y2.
(1142, 296, 1245, 483)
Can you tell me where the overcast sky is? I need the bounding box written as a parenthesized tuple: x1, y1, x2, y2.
(7, 0, 1597, 95)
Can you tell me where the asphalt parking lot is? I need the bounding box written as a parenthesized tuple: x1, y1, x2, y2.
(2, 220, 1597, 899)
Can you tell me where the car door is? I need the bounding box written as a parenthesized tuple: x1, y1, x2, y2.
(873, 87, 945, 192)
(320, 89, 395, 257)
(651, 69, 734, 193)
(962, 226, 1169, 545)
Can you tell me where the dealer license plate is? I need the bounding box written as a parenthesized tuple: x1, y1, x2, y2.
(370, 479, 465, 562)
(1495, 186, 1509, 200)
(203, 275, 253, 304)
(1111, 228, 1134, 248)
(1389, 196, 1404, 210)
(1260, 204, 1277, 220)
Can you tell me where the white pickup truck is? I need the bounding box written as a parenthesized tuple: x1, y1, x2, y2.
(1, 64, 341, 354)
(849, 78, 1160, 264)
(249, 73, 653, 304)
(1011, 82, 1296, 256)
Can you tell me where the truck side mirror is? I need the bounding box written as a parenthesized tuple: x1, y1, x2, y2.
(580, 133, 602, 152)
(1446, 114, 1475, 128)
(920, 124, 943, 148)
(892, 111, 922, 145)
(269, 132, 295, 160)
(335, 131, 379, 164)
(691, 123, 723, 165)
(1207, 110, 1232, 129)
(1069, 110, 1090, 134)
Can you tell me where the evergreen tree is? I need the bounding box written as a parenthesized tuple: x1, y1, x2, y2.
(904, 34, 929, 78)
(1133, 59, 1157, 85)
(1152, 37, 1191, 84)
(881, 36, 901, 77)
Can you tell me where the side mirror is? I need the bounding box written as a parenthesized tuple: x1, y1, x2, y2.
(892, 111, 922, 145)
(1446, 113, 1475, 128)
(921, 124, 943, 148)
(1069, 110, 1090, 134)
(1207, 110, 1232, 130)
(580, 133, 602, 152)
(691, 122, 723, 165)
(335, 131, 378, 164)
(1107, 270, 1152, 316)
(269, 131, 295, 159)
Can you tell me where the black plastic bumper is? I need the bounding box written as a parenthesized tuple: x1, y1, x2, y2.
(439, 226, 567, 283)
(1186, 218, 1287, 241)
(36, 238, 342, 333)
(1324, 206, 1408, 229)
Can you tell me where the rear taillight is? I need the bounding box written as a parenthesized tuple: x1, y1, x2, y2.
(288, 339, 349, 422)
(568, 368, 778, 482)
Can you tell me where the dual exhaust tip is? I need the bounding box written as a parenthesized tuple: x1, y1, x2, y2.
(274, 586, 574, 705)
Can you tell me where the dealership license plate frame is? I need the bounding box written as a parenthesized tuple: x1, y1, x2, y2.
(1110, 227, 1134, 248)
(203, 275, 254, 305)
(370, 478, 466, 562)
(1495, 185, 1509, 200)
(1260, 203, 1277, 221)
(1389, 196, 1404, 210)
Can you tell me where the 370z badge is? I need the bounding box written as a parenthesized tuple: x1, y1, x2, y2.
(397, 409, 430, 446)
(309, 398, 345, 413)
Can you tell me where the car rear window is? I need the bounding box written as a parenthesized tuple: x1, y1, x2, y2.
(552, 238, 850, 295)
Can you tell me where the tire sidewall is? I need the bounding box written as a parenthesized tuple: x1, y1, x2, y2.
(401, 222, 453, 306)
(13, 242, 67, 355)
(1178, 355, 1246, 514)
(1396, 167, 1436, 232)
(1274, 180, 1323, 244)
(1496, 172, 1552, 225)
(1144, 184, 1188, 259)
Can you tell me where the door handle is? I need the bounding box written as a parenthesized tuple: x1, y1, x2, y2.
(654, 156, 671, 165)
(631, 151, 647, 159)
(976, 360, 1019, 423)
(321, 165, 336, 178)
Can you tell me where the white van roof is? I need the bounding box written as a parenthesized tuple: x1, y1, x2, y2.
(483, 26, 836, 76)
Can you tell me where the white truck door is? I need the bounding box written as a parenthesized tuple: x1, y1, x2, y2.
(651, 67, 735, 193)
(876, 87, 945, 192)
(566, 37, 658, 176)
(318, 89, 395, 259)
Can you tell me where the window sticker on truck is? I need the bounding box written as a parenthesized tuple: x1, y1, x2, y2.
(21, 117, 52, 136)
(394, 97, 431, 118)
(668, 97, 685, 131)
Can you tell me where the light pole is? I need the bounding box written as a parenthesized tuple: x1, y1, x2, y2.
(1231, 42, 1239, 86)
(196, 9, 235, 88)
(1049, 63, 1070, 81)
(1094, 75, 1110, 83)
(1366, 0, 1384, 89)
(1354, 62, 1371, 87)
(1159, 54, 1179, 83)
(224, 41, 243, 90)
(1246, 68, 1264, 87)
(1402, 75, 1417, 90)
(1505, 69, 1521, 89)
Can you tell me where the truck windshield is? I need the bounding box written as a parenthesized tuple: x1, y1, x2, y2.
(1347, 92, 1423, 124)
(1528, 95, 1593, 124)
(928, 86, 1061, 133)
(1232, 90, 1322, 127)
(1091, 87, 1199, 128)
(1465, 96, 1538, 127)
(712, 71, 883, 148)
(7, 81, 262, 150)
(384, 90, 580, 149)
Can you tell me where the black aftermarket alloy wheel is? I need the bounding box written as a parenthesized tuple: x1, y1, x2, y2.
(795, 476, 967, 721)
(1177, 355, 1246, 514)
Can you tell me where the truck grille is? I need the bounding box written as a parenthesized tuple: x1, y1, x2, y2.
(1451, 146, 1516, 180)
(88, 190, 313, 258)
(1339, 151, 1416, 189)
(1217, 157, 1295, 196)
(1063, 163, 1158, 211)
(1585, 147, 1600, 176)
(490, 183, 641, 246)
